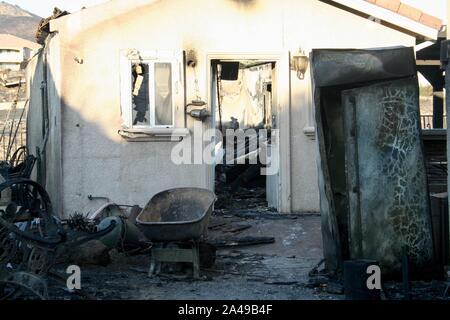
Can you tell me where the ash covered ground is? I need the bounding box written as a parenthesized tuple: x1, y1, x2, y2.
(40, 188, 450, 301)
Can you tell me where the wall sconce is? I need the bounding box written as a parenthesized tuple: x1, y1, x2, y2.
(185, 100, 210, 121)
(186, 49, 198, 68)
(291, 49, 309, 80)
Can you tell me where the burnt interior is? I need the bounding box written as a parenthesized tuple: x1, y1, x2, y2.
(212, 60, 275, 210)
(320, 86, 350, 261)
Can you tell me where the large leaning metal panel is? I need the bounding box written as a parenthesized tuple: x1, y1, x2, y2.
(311, 47, 435, 278)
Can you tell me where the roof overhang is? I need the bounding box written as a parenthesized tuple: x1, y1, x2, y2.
(321, 0, 439, 40)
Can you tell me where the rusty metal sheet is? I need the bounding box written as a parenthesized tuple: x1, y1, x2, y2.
(342, 78, 434, 276)
(312, 47, 435, 278)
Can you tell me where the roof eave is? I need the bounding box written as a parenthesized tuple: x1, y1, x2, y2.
(322, 0, 440, 41)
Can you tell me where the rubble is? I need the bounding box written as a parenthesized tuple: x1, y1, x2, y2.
(0, 70, 26, 103)
(61, 240, 112, 267)
(35, 8, 70, 45)
(209, 236, 275, 248)
(0, 172, 118, 299)
(0, 149, 447, 300)
(0, 175, 327, 299)
(383, 281, 450, 300)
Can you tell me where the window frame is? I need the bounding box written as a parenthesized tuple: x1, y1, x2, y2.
(120, 51, 178, 130)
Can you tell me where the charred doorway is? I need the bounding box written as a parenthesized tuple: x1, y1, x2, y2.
(210, 60, 278, 212)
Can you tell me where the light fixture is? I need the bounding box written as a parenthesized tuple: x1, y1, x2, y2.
(185, 100, 210, 121)
(291, 49, 309, 80)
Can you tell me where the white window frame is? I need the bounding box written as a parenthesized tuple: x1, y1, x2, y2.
(120, 50, 179, 130)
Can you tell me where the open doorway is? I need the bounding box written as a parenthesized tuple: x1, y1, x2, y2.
(210, 59, 278, 212)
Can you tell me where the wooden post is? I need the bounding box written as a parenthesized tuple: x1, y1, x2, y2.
(446, 5, 450, 266)
(433, 87, 444, 128)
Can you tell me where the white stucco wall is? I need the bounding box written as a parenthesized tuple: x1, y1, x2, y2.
(27, 34, 63, 215)
(33, 0, 415, 217)
(26, 50, 44, 181)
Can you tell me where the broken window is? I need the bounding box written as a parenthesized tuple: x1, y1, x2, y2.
(132, 63, 150, 126)
(121, 53, 177, 129)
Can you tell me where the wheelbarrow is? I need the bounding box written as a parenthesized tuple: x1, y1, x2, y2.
(136, 188, 216, 279)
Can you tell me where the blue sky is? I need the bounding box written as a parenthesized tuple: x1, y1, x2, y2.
(5, 0, 448, 21)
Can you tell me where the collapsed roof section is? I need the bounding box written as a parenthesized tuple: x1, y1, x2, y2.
(35, 8, 70, 45)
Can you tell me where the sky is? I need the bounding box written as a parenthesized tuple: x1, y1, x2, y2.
(4, 0, 448, 21)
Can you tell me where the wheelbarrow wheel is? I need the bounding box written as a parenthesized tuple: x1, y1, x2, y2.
(0, 179, 60, 242)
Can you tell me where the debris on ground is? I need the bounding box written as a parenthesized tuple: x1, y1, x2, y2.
(60, 240, 112, 267)
(1, 164, 448, 300)
(0, 166, 119, 300)
(209, 236, 276, 248)
(383, 281, 450, 300)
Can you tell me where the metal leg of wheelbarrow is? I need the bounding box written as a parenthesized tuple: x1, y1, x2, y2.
(149, 256, 162, 276)
(149, 242, 200, 279)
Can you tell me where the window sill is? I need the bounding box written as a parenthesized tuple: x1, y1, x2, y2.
(118, 128, 190, 142)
